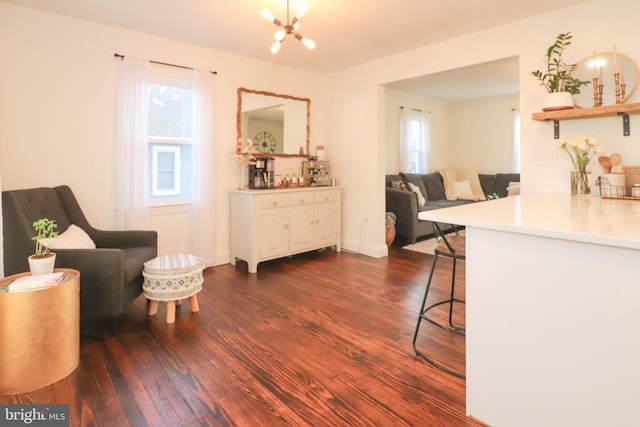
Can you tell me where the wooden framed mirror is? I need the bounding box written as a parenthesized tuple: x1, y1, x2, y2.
(237, 88, 310, 157)
(573, 51, 639, 108)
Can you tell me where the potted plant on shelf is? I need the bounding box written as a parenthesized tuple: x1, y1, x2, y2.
(29, 218, 58, 275)
(531, 32, 590, 111)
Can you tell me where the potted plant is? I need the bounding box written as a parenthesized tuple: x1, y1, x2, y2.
(29, 218, 58, 275)
(531, 32, 590, 111)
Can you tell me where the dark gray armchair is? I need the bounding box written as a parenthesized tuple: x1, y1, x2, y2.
(2, 185, 157, 334)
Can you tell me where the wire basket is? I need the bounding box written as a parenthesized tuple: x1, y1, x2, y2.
(598, 167, 640, 200)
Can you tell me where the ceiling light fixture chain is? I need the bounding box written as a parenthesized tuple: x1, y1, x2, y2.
(261, 1, 316, 54)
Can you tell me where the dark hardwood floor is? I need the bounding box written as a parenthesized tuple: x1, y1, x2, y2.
(1, 246, 478, 426)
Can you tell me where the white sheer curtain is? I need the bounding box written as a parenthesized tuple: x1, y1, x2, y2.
(512, 109, 521, 173)
(399, 107, 430, 173)
(115, 57, 150, 229)
(190, 69, 215, 267)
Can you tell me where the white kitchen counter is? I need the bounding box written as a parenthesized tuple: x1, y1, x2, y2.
(419, 192, 640, 250)
(419, 193, 640, 427)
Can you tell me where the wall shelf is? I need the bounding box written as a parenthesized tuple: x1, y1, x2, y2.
(531, 102, 640, 139)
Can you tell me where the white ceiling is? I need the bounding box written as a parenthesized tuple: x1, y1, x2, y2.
(3, 0, 588, 75)
(385, 56, 520, 100)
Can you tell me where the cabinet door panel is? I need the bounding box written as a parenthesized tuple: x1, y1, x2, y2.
(258, 208, 289, 260)
(315, 203, 337, 247)
(289, 205, 315, 253)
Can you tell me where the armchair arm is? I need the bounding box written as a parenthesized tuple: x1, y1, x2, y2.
(89, 229, 158, 249)
(54, 248, 126, 324)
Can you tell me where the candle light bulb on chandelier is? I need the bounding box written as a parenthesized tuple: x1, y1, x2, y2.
(274, 30, 286, 42)
(295, 4, 308, 19)
(301, 37, 316, 50)
(271, 41, 282, 54)
(260, 9, 275, 22)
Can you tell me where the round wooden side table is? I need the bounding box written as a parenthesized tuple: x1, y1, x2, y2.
(0, 268, 80, 394)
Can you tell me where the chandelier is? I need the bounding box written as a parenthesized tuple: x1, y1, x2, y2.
(261, 1, 316, 54)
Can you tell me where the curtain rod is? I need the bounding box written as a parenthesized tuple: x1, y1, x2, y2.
(114, 53, 217, 75)
(400, 106, 431, 114)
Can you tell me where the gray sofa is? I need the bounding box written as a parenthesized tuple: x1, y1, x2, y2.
(386, 172, 520, 244)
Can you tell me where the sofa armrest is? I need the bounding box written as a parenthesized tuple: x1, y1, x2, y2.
(386, 187, 419, 241)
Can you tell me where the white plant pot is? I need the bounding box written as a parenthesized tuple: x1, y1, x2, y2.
(28, 253, 56, 275)
(542, 92, 574, 111)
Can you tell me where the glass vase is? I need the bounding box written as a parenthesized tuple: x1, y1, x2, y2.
(571, 169, 591, 196)
(239, 164, 249, 190)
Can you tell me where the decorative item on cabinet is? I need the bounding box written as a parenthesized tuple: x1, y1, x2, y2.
(302, 158, 331, 186)
(235, 138, 260, 190)
(249, 157, 275, 189)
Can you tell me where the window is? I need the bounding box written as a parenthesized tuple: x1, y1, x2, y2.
(147, 67, 193, 204)
(400, 107, 430, 173)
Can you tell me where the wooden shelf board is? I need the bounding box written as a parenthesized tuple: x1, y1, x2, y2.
(532, 102, 640, 122)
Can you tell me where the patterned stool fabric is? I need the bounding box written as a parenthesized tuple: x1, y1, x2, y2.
(143, 254, 204, 323)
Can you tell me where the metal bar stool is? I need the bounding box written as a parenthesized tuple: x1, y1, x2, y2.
(412, 222, 466, 379)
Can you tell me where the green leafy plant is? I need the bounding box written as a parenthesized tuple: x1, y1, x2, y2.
(531, 32, 590, 95)
(486, 193, 501, 200)
(31, 218, 58, 257)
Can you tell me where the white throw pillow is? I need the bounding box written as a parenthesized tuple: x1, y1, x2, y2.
(507, 182, 521, 196)
(41, 224, 96, 249)
(452, 180, 475, 200)
(407, 182, 426, 206)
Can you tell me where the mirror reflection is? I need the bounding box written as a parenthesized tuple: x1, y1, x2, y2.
(573, 51, 638, 108)
(237, 88, 310, 156)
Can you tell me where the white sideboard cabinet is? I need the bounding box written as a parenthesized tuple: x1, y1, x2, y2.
(230, 187, 341, 273)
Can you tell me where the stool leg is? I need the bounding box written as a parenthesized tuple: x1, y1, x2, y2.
(149, 300, 159, 316)
(189, 295, 199, 313)
(166, 301, 176, 323)
(412, 254, 439, 351)
(449, 258, 457, 328)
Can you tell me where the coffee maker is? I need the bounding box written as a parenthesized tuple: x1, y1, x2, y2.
(249, 157, 275, 189)
(302, 158, 331, 186)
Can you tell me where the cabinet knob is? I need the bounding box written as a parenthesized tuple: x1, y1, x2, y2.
(300, 199, 306, 204)
(325, 197, 329, 202)
(273, 201, 278, 207)
(284, 224, 289, 230)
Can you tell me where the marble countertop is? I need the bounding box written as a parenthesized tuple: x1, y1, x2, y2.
(418, 193, 640, 250)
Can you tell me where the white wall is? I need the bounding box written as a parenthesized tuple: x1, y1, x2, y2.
(0, 3, 327, 267)
(448, 95, 519, 173)
(326, 0, 640, 257)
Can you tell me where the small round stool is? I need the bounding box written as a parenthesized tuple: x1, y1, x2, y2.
(143, 254, 204, 323)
